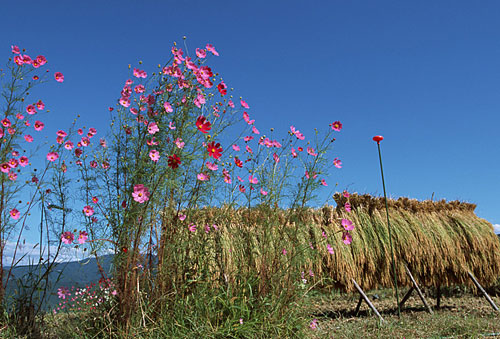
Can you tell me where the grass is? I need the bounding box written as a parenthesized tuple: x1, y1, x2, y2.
(305, 288, 500, 339)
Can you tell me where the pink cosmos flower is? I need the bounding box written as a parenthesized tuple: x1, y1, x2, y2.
(100, 138, 107, 147)
(330, 121, 342, 131)
(15, 113, 24, 120)
(248, 175, 258, 184)
(206, 44, 219, 56)
(188, 223, 197, 232)
(83, 205, 94, 217)
(243, 112, 254, 125)
(345, 202, 352, 212)
(223, 169, 232, 184)
(327, 244, 334, 255)
(54, 72, 64, 82)
(333, 158, 342, 168)
(57, 287, 71, 299)
(237, 176, 244, 183)
(197, 173, 209, 181)
(228, 99, 235, 108)
(164, 102, 173, 113)
(179, 214, 186, 221)
(92, 196, 99, 203)
(342, 219, 354, 231)
(133, 68, 147, 78)
(291, 148, 298, 158)
(46, 152, 59, 162)
(342, 231, 352, 245)
(196, 48, 206, 58)
(61, 231, 74, 245)
(11, 45, 20, 54)
(168, 121, 176, 130)
(290, 126, 305, 140)
(64, 141, 74, 150)
(260, 188, 268, 195)
(232, 144, 240, 151)
(26, 105, 36, 115)
(149, 150, 160, 162)
(77, 128, 83, 135)
(273, 153, 280, 163)
(34, 121, 44, 131)
(78, 231, 88, 244)
(1, 163, 10, 173)
(7, 128, 15, 135)
(240, 100, 249, 109)
(307, 147, 317, 156)
(321, 179, 328, 186)
(36, 100, 45, 110)
(1, 118, 11, 128)
(309, 319, 318, 330)
(148, 122, 159, 134)
(8, 171, 17, 181)
(206, 162, 218, 171)
(239, 185, 246, 193)
(10, 208, 20, 220)
(132, 184, 150, 203)
(252, 126, 260, 134)
(282, 248, 287, 255)
(245, 145, 253, 154)
(174, 138, 185, 149)
(243, 136, 254, 142)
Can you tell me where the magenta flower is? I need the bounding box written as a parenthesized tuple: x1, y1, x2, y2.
(179, 214, 186, 221)
(164, 102, 173, 113)
(243, 111, 254, 125)
(148, 122, 159, 134)
(197, 173, 209, 181)
(174, 138, 185, 149)
(248, 175, 258, 184)
(327, 244, 334, 255)
(19, 156, 29, 167)
(273, 153, 280, 163)
(232, 144, 240, 151)
(78, 231, 88, 244)
(132, 184, 150, 203)
(36, 100, 45, 110)
(343, 190, 350, 198)
(307, 147, 317, 156)
(330, 121, 342, 131)
(309, 319, 318, 330)
(240, 100, 250, 109)
(26, 105, 37, 115)
(206, 162, 218, 171)
(252, 126, 260, 134)
(61, 231, 74, 245)
(46, 152, 59, 162)
(57, 287, 70, 299)
(321, 179, 328, 186)
(345, 202, 352, 212)
(10, 208, 20, 220)
(342, 219, 354, 231)
(260, 188, 268, 196)
(188, 223, 197, 232)
(11, 45, 20, 54)
(149, 150, 160, 162)
(34, 120, 44, 131)
(54, 72, 64, 83)
(342, 231, 353, 245)
(245, 145, 253, 154)
(206, 44, 219, 56)
(83, 205, 94, 217)
(196, 48, 206, 58)
(333, 158, 342, 168)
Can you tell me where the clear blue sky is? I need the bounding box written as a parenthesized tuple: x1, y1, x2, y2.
(1, 0, 499, 253)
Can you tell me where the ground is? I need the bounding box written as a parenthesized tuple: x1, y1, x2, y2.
(305, 287, 500, 338)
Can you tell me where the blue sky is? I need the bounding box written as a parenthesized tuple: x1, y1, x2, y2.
(1, 0, 499, 259)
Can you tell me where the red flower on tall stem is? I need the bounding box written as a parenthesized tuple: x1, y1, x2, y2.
(168, 154, 181, 169)
(372, 135, 384, 144)
(206, 142, 222, 159)
(196, 115, 211, 133)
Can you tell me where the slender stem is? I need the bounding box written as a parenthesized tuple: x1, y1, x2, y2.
(377, 142, 401, 317)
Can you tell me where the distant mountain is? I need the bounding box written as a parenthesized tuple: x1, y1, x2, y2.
(3, 255, 114, 311)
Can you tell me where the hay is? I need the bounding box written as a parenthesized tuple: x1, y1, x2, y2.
(165, 194, 500, 293)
